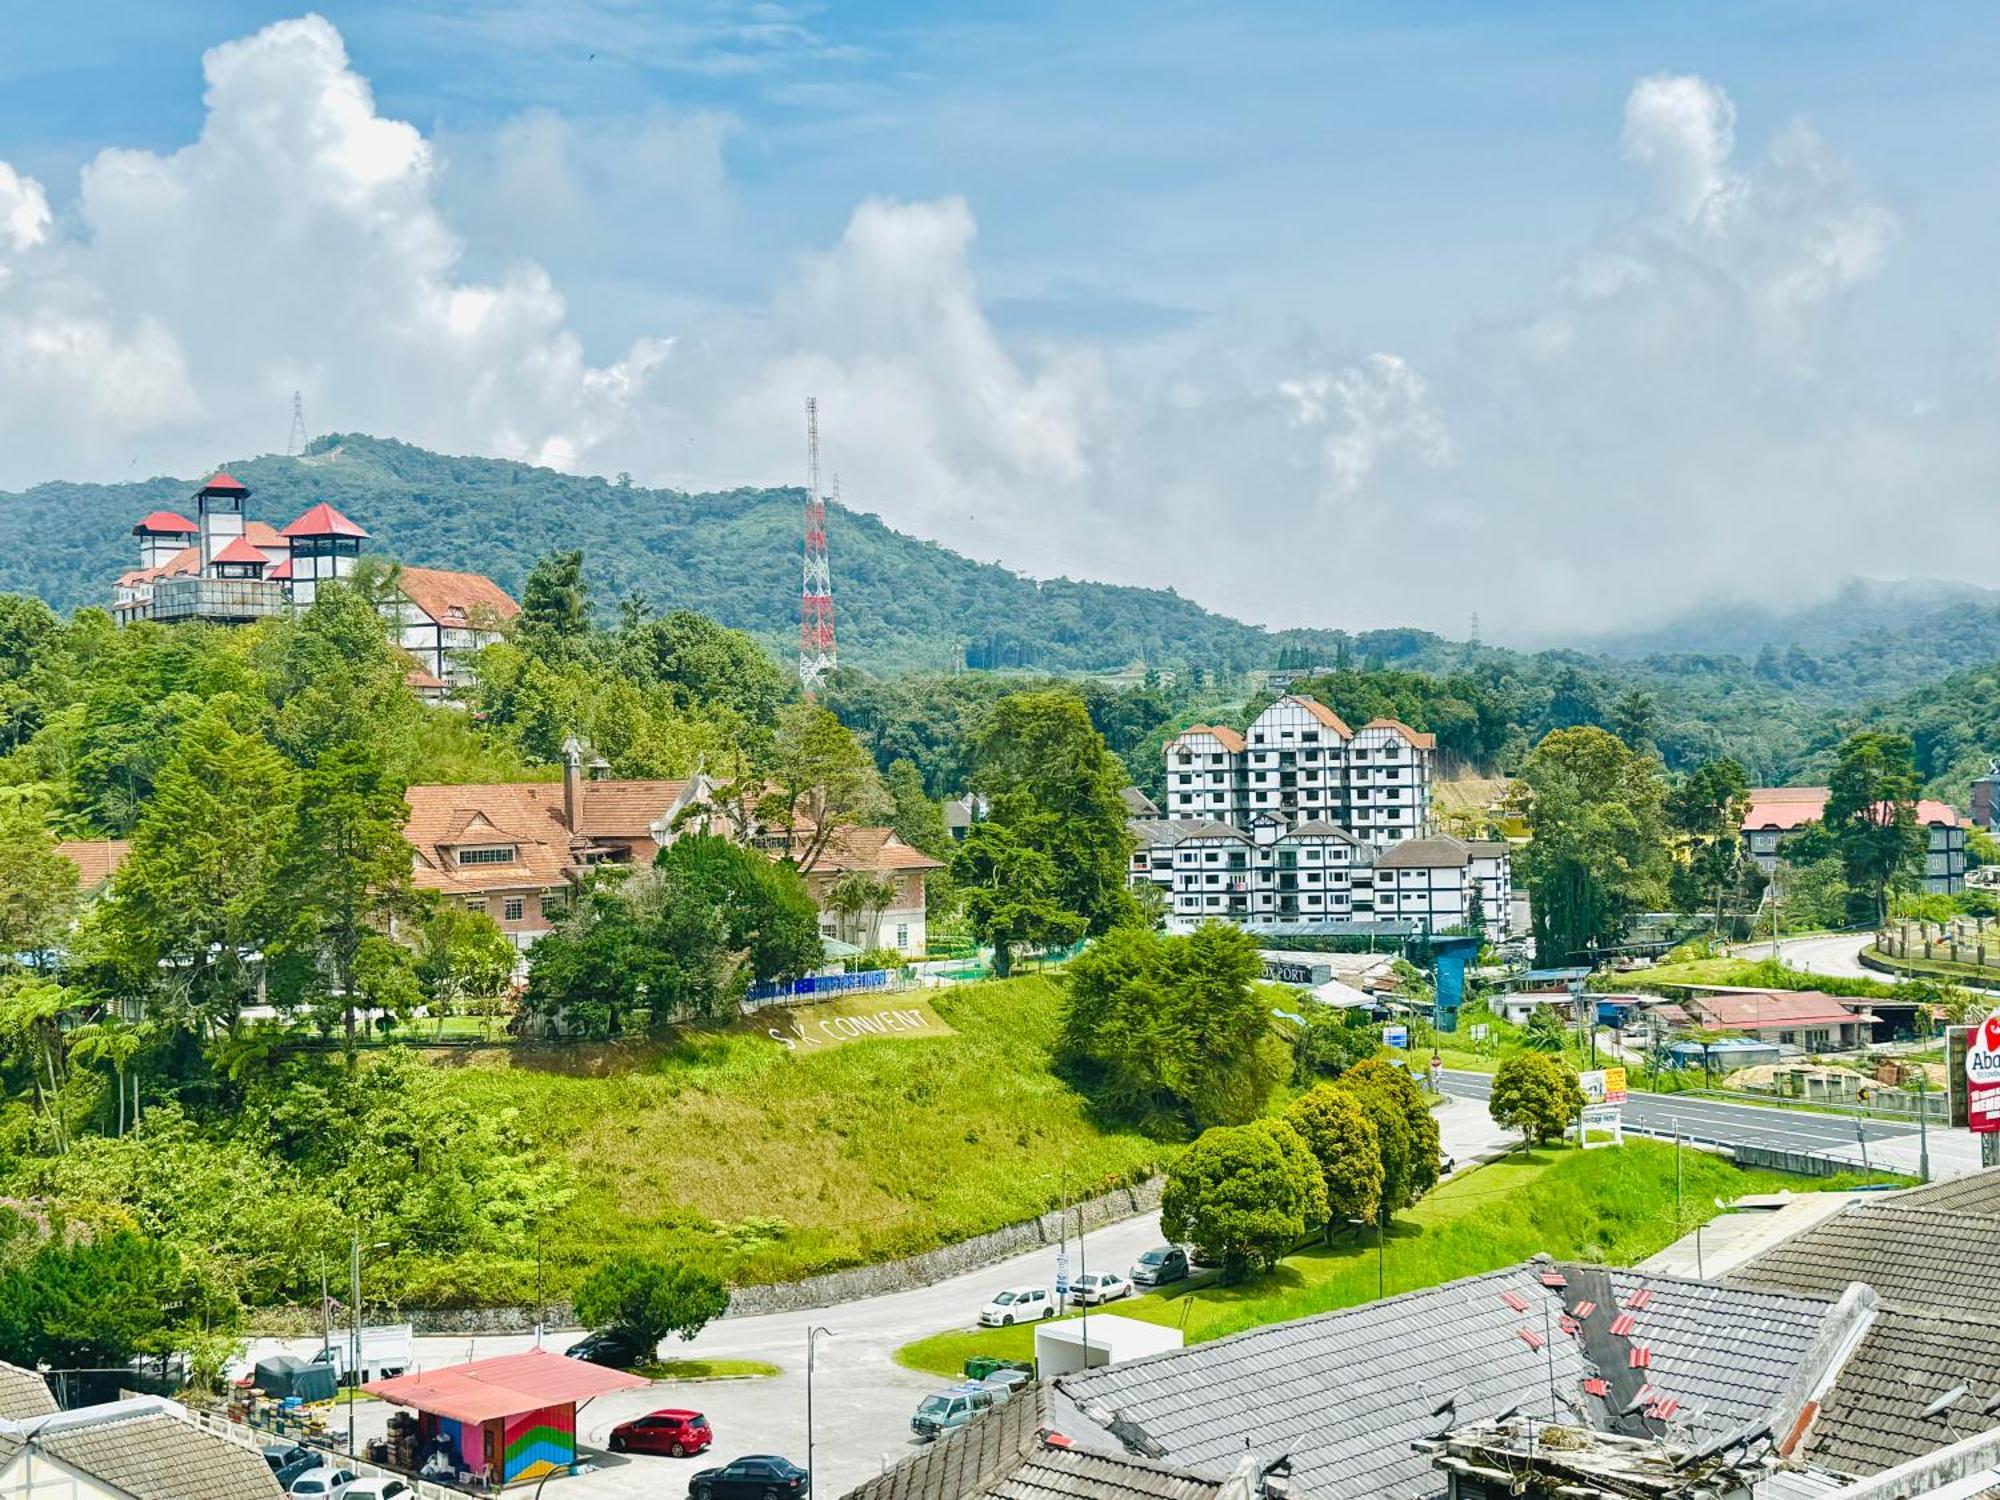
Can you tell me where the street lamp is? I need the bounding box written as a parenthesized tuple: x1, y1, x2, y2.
(347, 1236, 391, 1460)
(806, 1326, 835, 1494)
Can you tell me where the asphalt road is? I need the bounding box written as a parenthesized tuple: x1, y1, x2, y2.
(1437, 1068, 1920, 1156)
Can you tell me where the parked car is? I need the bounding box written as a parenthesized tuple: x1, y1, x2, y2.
(978, 1286, 1055, 1326)
(980, 1369, 1032, 1398)
(911, 1386, 998, 1441)
(1070, 1272, 1131, 1305)
(688, 1454, 809, 1500)
(273, 1453, 326, 1489)
(308, 1324, 415, 1385)
(341, 1480, 413, 1500)
(567, 1328, 646, 1368)
(1129, 1246, 1189, 1287)
(288, 1468, 359, 1498)
(611, 1408, 713, 1457)
(263, 1444, 315, 1474)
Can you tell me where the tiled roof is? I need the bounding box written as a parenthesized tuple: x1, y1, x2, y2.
(808, 826, 946, 875)
(397, 565, 520, 628)
(1360, 717, 1437, 749)
(1165, 820, 1249, 844)
(1282, 819, 1362, 844)
(265, 557, 295, 581)
(1120, 787, 1162, 819)
(1742, 788, 1962, 832)
(1882, 1167, 2000, 1217)
(1128, 820, 1190, 849)
(1375, 834, 1477, 869)
(0, 1405, 284, 1499)
(404, 782, 574, 897)
(278, 501, 369, 539)
(243, 521, 286, 549)
(132, 510, 198, 534)
(1729, 1203, 2000, 1320)
(1809, 1308, 2000, 1477)
(575, 779, 693, 840)
(1288, 697, 1354, 736)
(121, 545, 203, 587)
(846, 1389, 1222, 1500)
(198, 471, 248, 493)
(1173, 725, 1246, 754)
(0, 1361, 55, 1420)
(1051, 1262, 1843, 1500)
(1684, 990, 1868, 1030)
(210, 536, 269, 566)
(56, 839, 131, 893)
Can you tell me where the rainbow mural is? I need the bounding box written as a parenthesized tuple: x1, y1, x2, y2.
(503, 1403, 575, 1484)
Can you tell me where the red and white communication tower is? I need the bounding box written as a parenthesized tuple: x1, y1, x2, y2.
(798, 397, 838, 696)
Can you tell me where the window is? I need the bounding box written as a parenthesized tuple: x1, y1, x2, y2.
(503, 897, 525, 922)
(458, 845, 517, 866)
(465, 898, 487, 914)
(541, 894, 561, 918)
(895, 924, 910, 949)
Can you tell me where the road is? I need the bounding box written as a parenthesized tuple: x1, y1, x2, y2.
(255, 1095, 1524, 1499)
(1746, 931, 1881, 981)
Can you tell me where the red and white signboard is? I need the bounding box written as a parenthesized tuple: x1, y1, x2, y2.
(1969, 1010, 2000, 1135)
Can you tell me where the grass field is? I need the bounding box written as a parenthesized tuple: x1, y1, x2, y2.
(643, 1358, 780, 1380)
(893, 1140, 1887, 1377)
(427, 975, 1172, 1292)
(1622, 956, 1897, 998)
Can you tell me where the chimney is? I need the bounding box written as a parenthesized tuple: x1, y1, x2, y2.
(561, 734, 585, 835)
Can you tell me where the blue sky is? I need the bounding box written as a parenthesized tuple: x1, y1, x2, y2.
(4, 3, 1999, 633)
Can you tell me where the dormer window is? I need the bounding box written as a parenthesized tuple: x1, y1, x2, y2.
(457, 844, 518, 866)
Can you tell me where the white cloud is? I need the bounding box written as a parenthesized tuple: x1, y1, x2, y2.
(0, 162, 50, 253)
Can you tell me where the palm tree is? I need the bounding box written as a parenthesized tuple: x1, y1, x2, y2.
(0, 976, 79, 1153)
(70, 1017, 146, 1136)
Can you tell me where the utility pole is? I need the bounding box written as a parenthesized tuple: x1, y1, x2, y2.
(805, 1327, 833, 1490)
(1673, 1120, 1682, 1232)
(1076, 1198, 1089, 1366)
(348, 1232, 361, 1459)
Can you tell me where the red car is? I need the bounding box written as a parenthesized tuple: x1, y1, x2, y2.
(611, 1409, 713, 1458)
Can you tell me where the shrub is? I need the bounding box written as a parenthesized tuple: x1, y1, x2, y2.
(572, 1256, 729, 1359)
(1160, 1119, 1326, 1282)
(1283, 1086, 1383, 1237)
(1490, 1053, 1586, 1146)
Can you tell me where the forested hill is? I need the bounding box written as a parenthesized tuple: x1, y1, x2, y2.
(0, 433, 1369, 675)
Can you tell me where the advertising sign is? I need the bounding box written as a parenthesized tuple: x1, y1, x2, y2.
(1579, 1103, 1623, 1149)
(1966, 1011, 2000, 1135)
(1578, 1068, 1629, 1105)
(1055, 1250, 1071, 1297)
(1382, 1024, 1409, 1050)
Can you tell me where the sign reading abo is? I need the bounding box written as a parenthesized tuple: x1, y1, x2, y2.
(1967, 1011, 2000, 1135)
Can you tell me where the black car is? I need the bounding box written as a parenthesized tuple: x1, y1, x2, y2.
(689, 1454, 809, 1500)
(567, 1329, 645, 1369)
(1129, 1245, 1189, 1286)
(262, 1443, 314, 1474)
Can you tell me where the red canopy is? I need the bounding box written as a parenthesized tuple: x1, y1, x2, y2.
(363, 1349, 648, 1425)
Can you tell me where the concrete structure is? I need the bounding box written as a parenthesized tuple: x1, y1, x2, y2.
(1743, 787, 1967, 895)
(1371, 835, 1512, 933)
(1034, 1315, 1183, 1378)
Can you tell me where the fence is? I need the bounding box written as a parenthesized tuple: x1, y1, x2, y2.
(745, 966, 898, 1007)
(181, 1404, 462, 1499)
(1876, 921, 2000, 974)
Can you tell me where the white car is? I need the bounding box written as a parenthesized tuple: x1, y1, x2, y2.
(339, 1481, 413, 1500)
(289, 1470, 359, 1499)
(1070, 1272, 1131, 1306)
(978, 1286, 1055, 1326)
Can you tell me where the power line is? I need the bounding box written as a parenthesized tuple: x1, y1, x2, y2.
(798, 398, 838, 697)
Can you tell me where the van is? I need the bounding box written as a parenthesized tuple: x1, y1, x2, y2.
(910, 1385, 996, 1441)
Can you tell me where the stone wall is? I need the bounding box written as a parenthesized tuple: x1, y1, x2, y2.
(396, 1176, 1163, 1335)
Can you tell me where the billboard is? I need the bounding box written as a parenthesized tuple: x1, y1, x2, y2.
(1578, 1067, 1629, 1105)
(1382, 1024, 1409, 1049)
(1962, 1012, 2000, 1135)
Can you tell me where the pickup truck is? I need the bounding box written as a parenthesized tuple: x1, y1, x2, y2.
(310, 1325, 415, 1385)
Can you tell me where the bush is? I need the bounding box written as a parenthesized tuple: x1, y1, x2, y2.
(1160, 1120, 1327, 1283)
(1283, 1086, 1383, 1237)
(572, 1256, 729, 1359)
(1333, 1059, 1440, 1209)
(1490, 1053, 1586, 1146)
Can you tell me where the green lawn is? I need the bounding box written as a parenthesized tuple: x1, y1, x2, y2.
(426, 975, 1172, 1292)
(893, 1140, 1886, 1377)
(642, 1358, 780, 1380)
(1622, 956, 1896, 999)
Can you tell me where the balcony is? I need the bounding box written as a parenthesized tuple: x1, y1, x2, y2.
(149, 575, 289, 623)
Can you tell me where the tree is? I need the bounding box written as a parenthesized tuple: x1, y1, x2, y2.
(1333, 1058, 1440, 1210)
(516, 549, 593, 663)
(884, 758, 952, 859)
(1512, 727, 1671, 967)
(1060, 923, 1280, 1131)
(1522, 1002, 1568, 1053)
(952, 822, 1086, 977)
(753, 703, 883, 873)
(571, 1257, 729, 1360)
(0, 1231, 175, 1370)
(1667, 757, 1751, 928)
(1159, 1119, 1326, 1282)
(1608, 689, 1657, 754)
(654, 833, 822, 986)
(1289, 1005, 1379, 1083)
(411, 900, 520, 1009)
(617, 610, 790, 725)
(0, 802, 79, 965)
(1824, 730, 1925, 924)
(1284, 1086, 1383, 1240)
(1490, 1052, 1586, 1146)
(968, 692, 1134, 936)
(0, 975, 81, 1152)
(824, 871, 896, 948)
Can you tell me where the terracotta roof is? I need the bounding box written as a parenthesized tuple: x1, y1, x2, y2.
(398, 565, 520, 627)
(279, 501, 369, 539)
(198, 471, 248, 493)
(803, 826, 946, 875)
(56, 839, 131, 893)
(120, 545, 203, 587)
(1289, 696, 1354, 736)
(404, 782, 573, 897)
(265, 557, 294, 581)
(1684, 989, 1867, 1030)
(577, 779, 694, 840)
(364, 1348, 646, 1426)
(1361, 716, 1437, 749)
(132, 510, 198, 535)
(209, 536, 269, 567)
(1742, 787, 1962, 832)
(1174, 724, 1246, 753)
(405, 668, 447, 691)
(243, 520, 285, 549)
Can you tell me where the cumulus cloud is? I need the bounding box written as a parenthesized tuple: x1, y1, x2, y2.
(0, 28, 1981, 637)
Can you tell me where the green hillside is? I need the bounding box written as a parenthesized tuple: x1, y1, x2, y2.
(0, 434, 1355, 676)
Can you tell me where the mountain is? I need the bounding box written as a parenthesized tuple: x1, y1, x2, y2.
(0, 434, 1367, 675)
(1575, 577, 2000, 660)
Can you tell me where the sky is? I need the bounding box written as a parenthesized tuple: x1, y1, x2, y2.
(4, 3, 2000, 640)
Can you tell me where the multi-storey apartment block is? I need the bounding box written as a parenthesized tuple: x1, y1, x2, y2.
(1143, 694, 1514, 937)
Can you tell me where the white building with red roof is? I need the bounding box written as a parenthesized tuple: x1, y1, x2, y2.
(111, 470, 517, 696)
(1742, 786, 1966, 895)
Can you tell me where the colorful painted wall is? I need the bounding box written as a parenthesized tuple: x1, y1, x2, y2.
(503, 1402, 576, 1484)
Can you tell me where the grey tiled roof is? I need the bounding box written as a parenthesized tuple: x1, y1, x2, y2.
(1129, 820, 1191, 848)
(1373, 836, 1474, 870)
(1281, 821, 1362, 844)
(1728, 1203, 2000, 1320)
(0, 1361, 55, 1420)
(845, 1390, 1221, 1500)
(0, 1408, 284, 1500)
(1121, 789, 1163, 819)
(1808, 1308, 2000, 1478)
(1882, 1166, 2000, 1217)
(1051, 1262, 1844, 1500)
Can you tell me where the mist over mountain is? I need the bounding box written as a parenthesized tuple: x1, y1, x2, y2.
(1572, 578, 2000, 660)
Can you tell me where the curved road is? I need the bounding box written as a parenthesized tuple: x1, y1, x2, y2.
(1751, 932, 1881, 981)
